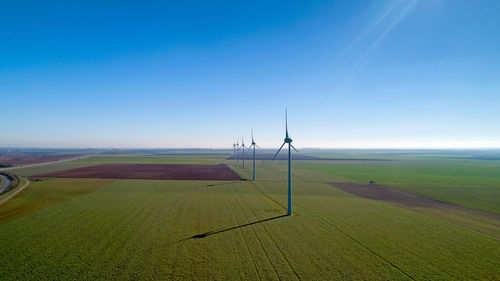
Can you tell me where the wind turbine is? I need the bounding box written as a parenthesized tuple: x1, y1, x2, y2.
(235, 139, 240, 163)
(272, 109, 297, 216)
(239, 136, 246, 169)
(248, 129, 260, 180)
(232, 141, 237, 162)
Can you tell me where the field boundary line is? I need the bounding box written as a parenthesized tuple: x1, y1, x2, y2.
(0, 177, 30, 207)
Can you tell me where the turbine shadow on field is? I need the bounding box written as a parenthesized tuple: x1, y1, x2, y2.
(186, 215, 287, 240)
(206, 180, 242, 187)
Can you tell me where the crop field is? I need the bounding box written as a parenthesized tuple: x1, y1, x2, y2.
(34, 163, 241, 181)
(297, 158, 500, 214)
(8, 162, 95, 177)
(74, 155, 226, 165)
(0, 154, 498, 280)
(0, 178, 113, 224)
(0, 152, 84, 167)
(7, 154, 227, 177)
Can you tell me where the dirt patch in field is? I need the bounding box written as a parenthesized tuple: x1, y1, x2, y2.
(33, 164, 241, 181)
(332, 182, 500, 221)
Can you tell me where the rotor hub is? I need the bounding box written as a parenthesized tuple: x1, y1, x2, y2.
(285, 137, 292, 143)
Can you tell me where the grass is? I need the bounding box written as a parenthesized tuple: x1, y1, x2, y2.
(297, 159, 500, 214)
(0, 178, 113, 224)
(0, 158, 498, 280)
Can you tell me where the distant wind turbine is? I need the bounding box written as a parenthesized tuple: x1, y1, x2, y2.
(272, 109, 297, 216)
(248, 129, 260, 180)
(239, 136, 246, 169)
(235, 139, 240, 163)
(232, 141, 237, 162)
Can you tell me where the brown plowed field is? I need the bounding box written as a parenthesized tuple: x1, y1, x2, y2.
(332, 182, 500, 221)
(34, 164, 241, 181)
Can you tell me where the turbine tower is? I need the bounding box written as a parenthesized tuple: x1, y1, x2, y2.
(248, 129, 260, 180)
(239, 136, 246, 169)
(232, 141, 237, 163)
(235, 139, 240, 163)
(272, 109, 297, 216)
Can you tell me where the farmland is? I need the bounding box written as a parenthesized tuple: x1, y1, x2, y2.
(34, 163, 241, 181)
(0, 153, 498, 280)
(74, 155, 226, 165)
(296, 158, 500, 214)
(0, 152, 85, 167)
(0, 178, 113, 224)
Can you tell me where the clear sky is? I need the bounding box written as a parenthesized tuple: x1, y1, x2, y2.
(1, 0, 499, 148)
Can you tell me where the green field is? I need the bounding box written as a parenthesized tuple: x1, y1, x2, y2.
(297, 159, 500, 214)
(0, 178, 113, 224)
(0, 154, 498, 280)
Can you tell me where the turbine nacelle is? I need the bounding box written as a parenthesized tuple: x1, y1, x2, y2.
(284, 137, 292, 143)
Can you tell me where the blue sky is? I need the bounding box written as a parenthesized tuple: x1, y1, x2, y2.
(1, 0, 499, 148)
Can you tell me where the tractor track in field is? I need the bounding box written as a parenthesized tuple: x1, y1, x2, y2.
(316, 214, 416, 281)
(301, 196, 416, 281)
(221, 192, 249, 280)
(238, 189, 301, 281)
(225, 185, 262, 280)
(228, 184, 281, 280)
(115, 185, 187, 280)
(221, 166, 300, 280)
(247, 181, 287, 213)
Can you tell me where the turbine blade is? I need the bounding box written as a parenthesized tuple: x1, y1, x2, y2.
(285, 108, 289, 138)
(290, 144, 299, 153)
(272, 142, 286, 161)
(255, 144, 261, 148)
(251, 128, 254, 143)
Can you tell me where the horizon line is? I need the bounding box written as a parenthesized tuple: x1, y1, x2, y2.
(2, 146, 500, 150)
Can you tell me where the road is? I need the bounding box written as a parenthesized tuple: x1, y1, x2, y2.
(0, 177, 30, 207)
(0, 175, 10, 193)
(0, 154, 93, 206)
(0, 154, 94, 172)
